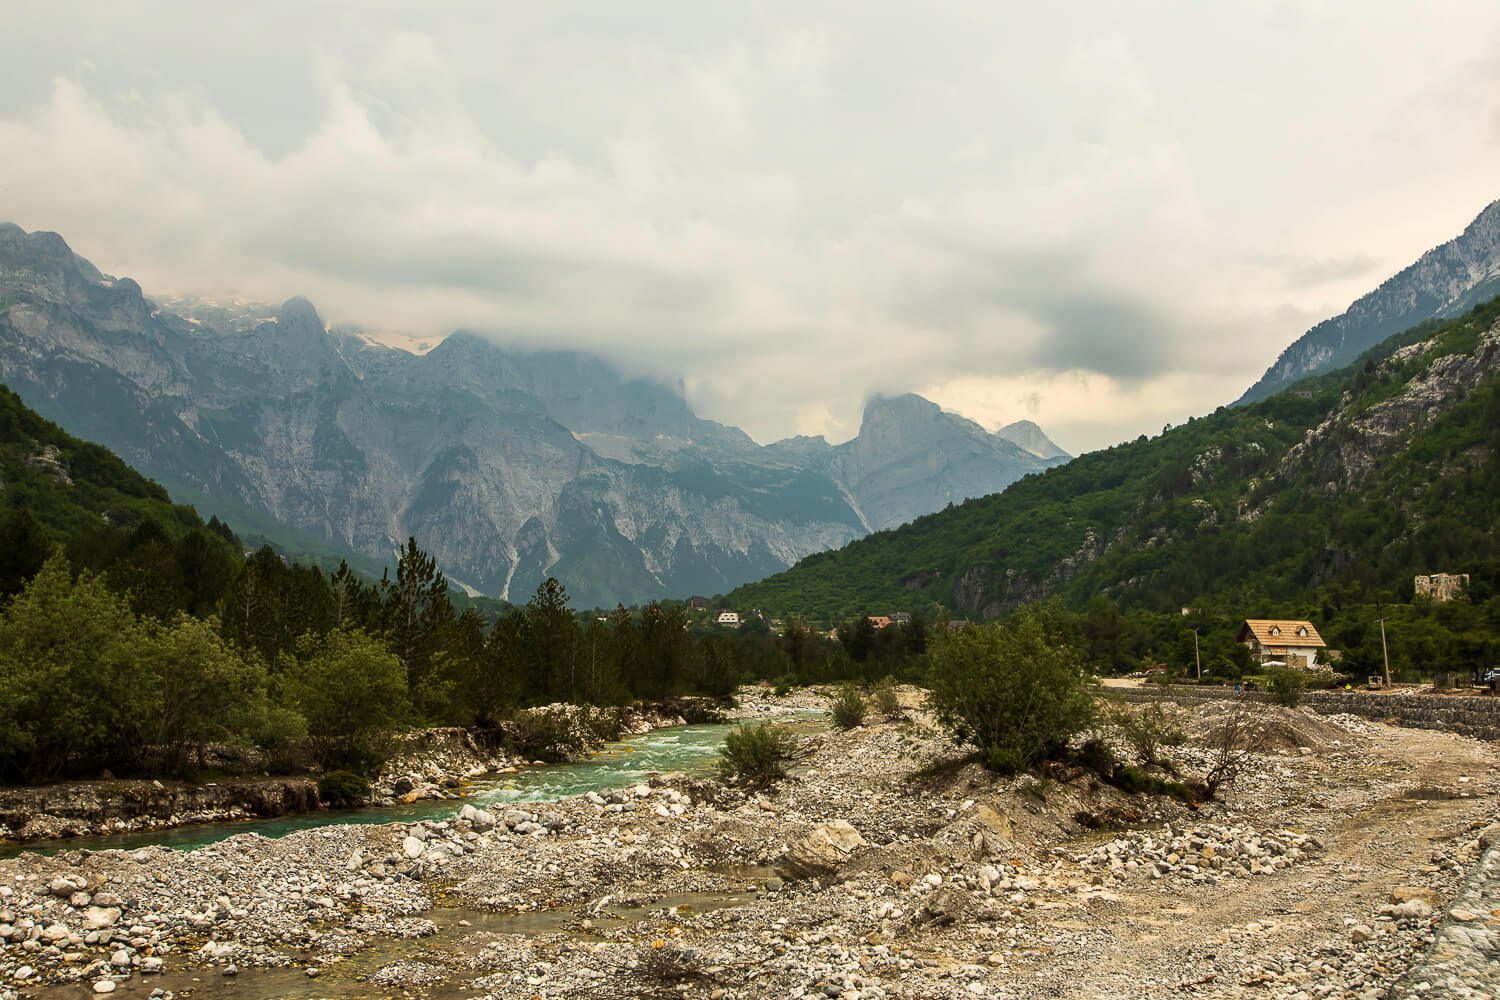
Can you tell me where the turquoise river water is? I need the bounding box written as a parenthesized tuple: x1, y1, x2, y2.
(2, 713, 825, 858)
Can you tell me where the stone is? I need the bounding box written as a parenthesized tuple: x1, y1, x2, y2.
(1350, 924, 1374, 943)
(914, 886, 973, 926)
(774, 820, 869, 880)
(1389, 887, 1441, 908)
(402, 836, 425, 859)
(84, 907, 121, 931)
(93, 981, 116, 995)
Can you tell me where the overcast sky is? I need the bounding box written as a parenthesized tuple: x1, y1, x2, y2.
(3, 3, 1499, 454)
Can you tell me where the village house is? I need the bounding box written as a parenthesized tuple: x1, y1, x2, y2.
(1236, 619, 1326, 671)
(686, 596, 711, 611)
(866, 615, 893, 630)
(889, 612, 913, 625)
(716, 610, 740, 626)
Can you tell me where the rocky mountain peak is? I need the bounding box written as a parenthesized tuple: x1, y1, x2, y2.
(997, 419, 1069, 460)
(1238, 196, 1500, 404)
(276, 296, 325, 334)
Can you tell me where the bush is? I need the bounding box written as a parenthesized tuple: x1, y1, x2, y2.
(317, 769, 371, 806)
(871, 677, 903, 720)
(504, 709, 588, 763)
(1106, 696, 1186, 766)
(717, 722, 803, 789)
(927, 612, 1095, 774)
(829, 684, 867, 730)
(1268, 668, 1307, 707)
(285, 629, 409, 773)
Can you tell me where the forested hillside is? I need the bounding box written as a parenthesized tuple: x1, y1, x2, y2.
(0, 383, 241, 601)
(728, 299, 1500, 623)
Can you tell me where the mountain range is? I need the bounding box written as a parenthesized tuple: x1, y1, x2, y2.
(1238, 198, 1500, 404)
(728, 295, 1500, 618)
(0, 223, 1067, 607)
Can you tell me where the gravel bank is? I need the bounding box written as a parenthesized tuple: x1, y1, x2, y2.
(1, 686, 1496, 999)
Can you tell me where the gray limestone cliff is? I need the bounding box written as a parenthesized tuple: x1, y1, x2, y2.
(0, 224, 1068, 607)
(1238, 199, 1500, 405)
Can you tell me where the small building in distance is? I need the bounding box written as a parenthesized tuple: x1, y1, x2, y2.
(686, 596, 711, 611)
(1237, 619, 1326, 671)
(716, 610, 740, 626)
(1414, 573, 1469, 602)
(866, 615, 893, 630)
(889, 612, 913, 625)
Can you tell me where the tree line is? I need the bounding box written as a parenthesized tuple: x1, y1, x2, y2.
(0, 515, 933, 786)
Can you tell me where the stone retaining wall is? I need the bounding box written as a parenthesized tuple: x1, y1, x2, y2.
(1106, 685, 1500, 741)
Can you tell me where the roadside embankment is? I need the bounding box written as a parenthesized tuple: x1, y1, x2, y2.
(1107, 684, 1500, 740)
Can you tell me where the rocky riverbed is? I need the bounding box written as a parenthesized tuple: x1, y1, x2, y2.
(0, 700, 723, 847)
(1, 686, 1497, 999)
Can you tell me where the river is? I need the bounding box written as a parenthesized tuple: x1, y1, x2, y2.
(2, 711, 826, 858)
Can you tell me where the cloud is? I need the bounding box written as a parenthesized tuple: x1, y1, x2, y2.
(2, 6, 1499, 455)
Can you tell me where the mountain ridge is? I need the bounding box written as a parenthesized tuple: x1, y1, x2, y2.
(727, 296, 1500, 619)
(1238, 198, 1500, 404)
(0, 224, 1068, 607)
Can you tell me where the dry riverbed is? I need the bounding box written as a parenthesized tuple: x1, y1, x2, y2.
(1, 687, 1497, 999)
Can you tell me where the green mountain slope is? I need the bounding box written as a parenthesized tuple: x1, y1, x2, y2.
(727, 299, 1500, 620)
(0, 383, 211, 544)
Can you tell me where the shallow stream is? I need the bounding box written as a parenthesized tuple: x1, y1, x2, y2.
(4, 712, 823, 859)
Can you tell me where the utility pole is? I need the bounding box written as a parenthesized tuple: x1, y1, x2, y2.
(1377, 618, 1391, 687)
(1191, 627, 1201, 680)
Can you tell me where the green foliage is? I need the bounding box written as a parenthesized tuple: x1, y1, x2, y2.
(871, 677, 903, 720)
(503, 709, 587, 763)
(829, 684, 867, 730)
(1267, 668, 1307, 707)
(284, 629, 409, 773)
(317, 770, 371, 806)
(379, 538, 457, 716)
(926, 612, 1096, 773)
(141, 613, 274, 776)
(1112, 763, 1195, 803)
(0, 384, 238, 611)
(0, 554, 155, 782)
(717, 722, 802, 789)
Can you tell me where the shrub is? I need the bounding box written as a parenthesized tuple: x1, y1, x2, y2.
(284, 629, 409, 774)
(927, 612, 1095, 774)
(317, 769, 371, 806)
(1198, 697, 1269, 798)
(829, 684, 867, 730)
(717, 722, 803, 789)
(1268, 668, 1307, 707)
(871, 677, 903, 720)
(504, 709, 587, 763)
(1106, 696, 1187, 766)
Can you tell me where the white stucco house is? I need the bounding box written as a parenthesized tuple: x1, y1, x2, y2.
(1236, 619, 1326, 670)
